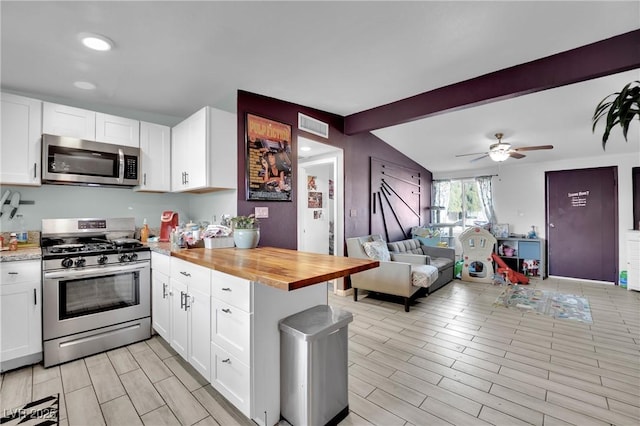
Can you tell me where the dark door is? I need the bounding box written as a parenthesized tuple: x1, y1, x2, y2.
(546, 167, 618, 282)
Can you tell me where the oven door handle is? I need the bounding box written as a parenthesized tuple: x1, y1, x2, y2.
(44, 262, 148, 280)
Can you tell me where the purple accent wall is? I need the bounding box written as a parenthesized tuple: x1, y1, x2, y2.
(345, 29, 640, 134)
(237, 90, 433, 251)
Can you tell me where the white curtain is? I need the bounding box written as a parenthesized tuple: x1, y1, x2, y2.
(475, 176, 497, 224)
(432, 180, 451, 224)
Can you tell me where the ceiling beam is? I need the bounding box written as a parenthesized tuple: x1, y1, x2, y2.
(344, 29, 640, 135)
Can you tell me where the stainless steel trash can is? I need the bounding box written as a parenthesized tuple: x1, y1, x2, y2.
(279, 304, 353, 426)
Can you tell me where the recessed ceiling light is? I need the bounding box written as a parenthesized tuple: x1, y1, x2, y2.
(300, 146, 312, 152)
(74, 81, 96, 90)
(79, 33, 113, 51)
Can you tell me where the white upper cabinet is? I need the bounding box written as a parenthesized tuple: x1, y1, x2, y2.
(43, 102, 96, 140)
(1, 93, 42, 186)
(171, 106, 236, 193)
(43, 102, 140, 148)
(95, 113, 140, 148)
(136, 122, 171, 192)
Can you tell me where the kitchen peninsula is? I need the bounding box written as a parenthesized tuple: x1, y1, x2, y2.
(149, 244, 378, 426)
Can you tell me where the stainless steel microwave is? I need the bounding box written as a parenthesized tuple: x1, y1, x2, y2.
(42, 134, 139, 187)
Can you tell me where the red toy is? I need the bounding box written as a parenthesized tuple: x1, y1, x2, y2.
(491, 253, 529, 285)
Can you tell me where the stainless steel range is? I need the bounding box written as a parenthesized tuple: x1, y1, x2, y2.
(41, 217, 151, 367)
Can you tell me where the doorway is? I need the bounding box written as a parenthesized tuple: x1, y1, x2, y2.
(297, 138, 344, 291)
(546, 166, 618, 283)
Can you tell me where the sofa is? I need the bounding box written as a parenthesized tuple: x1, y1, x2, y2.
(386, 238, 455, 293)
(346, 235, 439, 311)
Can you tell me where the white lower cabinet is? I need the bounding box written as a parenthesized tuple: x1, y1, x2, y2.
(156, 257, 326, 426)
(211, 341, 251, 416)
(151, 252, 171, 341)
(169, 257, 211, 381)
(0, 260, 42, 372)
(211, 270, 252, 417)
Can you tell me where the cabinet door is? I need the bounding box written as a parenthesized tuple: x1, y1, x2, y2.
(183, 107, 208, 190)
(188, 285, 211, 381)
(152, 269, 171, 341)
(169, 278, 188, 359)
(42, 102, 95, 139)
(95, 113, 140, 148)
(211, 297, 251, 366)
(137, 122, 171, 192)
(0, 282, 41, 365)
(210, 342, 250, 417)
(1, 93, 42, 185)
(171, 120, 188, 191)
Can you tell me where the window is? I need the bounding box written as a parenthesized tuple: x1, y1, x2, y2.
(432, 178, 492, 235)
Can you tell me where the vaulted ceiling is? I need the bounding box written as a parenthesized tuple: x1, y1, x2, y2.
(2, 1, 638, 174)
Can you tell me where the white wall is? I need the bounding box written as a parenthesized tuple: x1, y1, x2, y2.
(435, 152, 639, 275)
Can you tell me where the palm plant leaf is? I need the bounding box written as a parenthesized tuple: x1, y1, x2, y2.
(592, 81, 640, 149)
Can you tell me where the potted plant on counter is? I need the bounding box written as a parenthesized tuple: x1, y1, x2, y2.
(231, 214, 260, 249)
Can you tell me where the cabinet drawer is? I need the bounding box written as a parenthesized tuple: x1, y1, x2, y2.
(171, 258, 210, 295)
(211, 270, 250, 311)
(518, 241, 540, 259)
(151, 252, 171, 275)
(211, 342, 250, 417)
(0, 260, 41, 285)
(211, 297, 251, 365)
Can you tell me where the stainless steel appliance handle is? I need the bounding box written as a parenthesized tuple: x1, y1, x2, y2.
(44, 262, 148, 280)
(118, 148, 125, 184)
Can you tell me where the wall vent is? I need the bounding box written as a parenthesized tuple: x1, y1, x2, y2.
(298, 113, 329, 139)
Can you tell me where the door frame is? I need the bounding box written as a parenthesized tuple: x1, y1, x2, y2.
(297, 142, 345, 292)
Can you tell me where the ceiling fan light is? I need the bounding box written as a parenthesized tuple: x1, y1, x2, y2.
(489, 142, 511, 162)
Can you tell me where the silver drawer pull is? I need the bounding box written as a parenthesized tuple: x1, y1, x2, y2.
(8, 272, 18, 275)
(221, 287, 232, 291)
(222, 308, 232, 314)
(180, 271, 191, 277)
(222, 358, 231, 364)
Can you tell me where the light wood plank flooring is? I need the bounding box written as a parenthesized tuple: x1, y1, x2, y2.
(1, 278, 638, 425)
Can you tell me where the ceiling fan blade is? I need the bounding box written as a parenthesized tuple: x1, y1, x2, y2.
(513, 145, 554, 152)
(456, 151, 488, 158)
(470, 154, 489, 163)
(509, 152, 526, 159)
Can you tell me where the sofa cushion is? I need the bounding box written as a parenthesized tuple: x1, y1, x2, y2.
(430, 257, 454, 271)
(387, 239, 422, 255)
(411, 264, 439, 288)
(362, 240, 391, 261)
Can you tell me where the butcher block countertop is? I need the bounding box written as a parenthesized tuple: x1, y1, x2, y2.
(170, 246, 379, 291)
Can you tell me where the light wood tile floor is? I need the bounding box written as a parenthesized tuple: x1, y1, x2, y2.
(1, 278, 638, 425)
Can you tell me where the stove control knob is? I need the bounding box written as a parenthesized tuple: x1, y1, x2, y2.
(119, 254, 130, 263)
(61, 257, 73, 268)
(75, 258, 86, 268)
(129, 253, 138, 262)
(98, 255, 109, 265)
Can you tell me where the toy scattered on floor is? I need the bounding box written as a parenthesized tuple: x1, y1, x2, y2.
(492, 253, 529, 284)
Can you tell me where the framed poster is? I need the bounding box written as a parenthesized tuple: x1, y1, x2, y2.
(308, 191, 322, 208)
(245, 113, 292, 201)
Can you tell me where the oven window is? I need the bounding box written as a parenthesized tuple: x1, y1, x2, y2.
(59, 272, 140, 319)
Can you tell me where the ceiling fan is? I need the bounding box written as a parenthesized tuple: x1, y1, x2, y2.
(456, 133, 554, 163)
